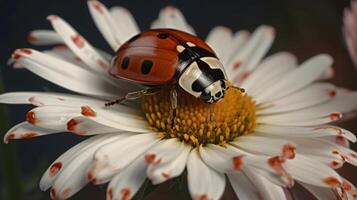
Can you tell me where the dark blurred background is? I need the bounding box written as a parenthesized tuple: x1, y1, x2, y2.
(0, 0, 356, 199)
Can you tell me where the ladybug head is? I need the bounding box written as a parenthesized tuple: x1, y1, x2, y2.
(178, 57, 228, 103)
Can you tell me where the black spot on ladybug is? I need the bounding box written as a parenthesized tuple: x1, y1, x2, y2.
(157, 33, 169, 39)
(121, 57, 130, 70)
(141, 60, 153, 75)
(127, 34, 141, 43)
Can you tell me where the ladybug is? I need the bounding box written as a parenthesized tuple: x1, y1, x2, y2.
(109, 28, 232, 104)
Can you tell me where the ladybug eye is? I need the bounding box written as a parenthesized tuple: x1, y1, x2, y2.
(200, 91, 211, 102)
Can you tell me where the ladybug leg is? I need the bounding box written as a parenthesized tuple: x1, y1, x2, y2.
(105, 90, 148, 107)
(169, 88, 178, 129)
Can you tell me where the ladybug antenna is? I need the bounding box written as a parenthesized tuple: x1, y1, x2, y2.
(225, 80, 245, 93)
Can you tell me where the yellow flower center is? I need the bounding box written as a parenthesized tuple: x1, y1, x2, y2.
(141, 87, 256, 146)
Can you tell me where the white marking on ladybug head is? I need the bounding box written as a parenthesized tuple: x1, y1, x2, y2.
(176, 45, 185, 53)
(186, 42, 196, 47)
(179, 57, 228, 103)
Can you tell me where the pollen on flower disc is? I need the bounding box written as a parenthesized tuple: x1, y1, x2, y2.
(141, 87, 256, 146)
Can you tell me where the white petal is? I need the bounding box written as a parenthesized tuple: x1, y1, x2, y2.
(255, 124, 356, 143)
(257, 83, 336, 115)
(27, 105, 79, 130)
(285, 155, 343, 188)
(48, 15, 111, 73)
(187, 149, 226, 200)
(144, 139, 184, 165)
(43, 46, 88, 68)
(88, 1, 124, 50)
(241, 52, 297, 96)
(205, 26, 233, 61)
(150, 6, 194, 34)
(223, 30, 250, 68)
(256, 110, 343, 126)
(88, 133, 158, 184)
(254, 54, 333, 104)
(106, 156, 147, 200)
(28, 30, 63, 45)
(228, 25, 275, 83)
(39, 134, 122, 191)
(3, 122, 59, 143)
(227, 172, 261, 200)
(147, 141, 191, 184)
(65, 116, 120, 136)
(50, 134, 124, 200)
(110, 6, 140, 41)
(244, 168, 287, 200)
(0, 92, 58, 104)
(230, 135, 296, 159)
(11, 48, 121, 98)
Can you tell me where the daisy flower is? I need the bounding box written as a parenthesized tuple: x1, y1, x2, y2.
(2, 1, 357, 200)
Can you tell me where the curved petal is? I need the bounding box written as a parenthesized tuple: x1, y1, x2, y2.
(205, 26, 233, 61)
(150, 6, 194, 34)
(110, 6, 140, 42)
(48, 15, 111, 73)
(106, 156, 147, 200)
(227, 172, 261, 200)
(222, 30, 250, 68)
(187, 149, 226, 200)
(147, 142, 191, 184)
(254, 54, 333, 104)
(257, 83, 336, 115)
(27, 30, 63, 45)
(244, 168, 287, 200)
(11, 48, 121, 98)
(3, 122, 59, 143)
(241, 52, 297, 97)
(227, 25, 275, 83)
(50, 134, 124, 200)
(88, 133, 158, 184)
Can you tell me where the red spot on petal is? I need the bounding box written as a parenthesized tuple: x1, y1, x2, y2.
(335, 136, 347, 146)
(145, 154, 161, 164)
(50, 188, 56, 199)
(323, 176, 341, 187)
(61, 188, 71, 198)
(329, 90, 337, 97)
(49, 162, 62, 177)
(332, 150, 339, 155)
(26, 111, 36, 124)
(329, 161, 342, 169)
(20, 48, 32, 54)
(87, 171, 97, 184)
(12, 53, 21, 60)
(350, 153, 357, 158)
(107, 188, 113, 200)
(342, 180, 352, 192)
(162, 172, 170, 180)
(234, 71, 250, 83)
(282, 144, 296, 159)
(67, 119, 86, 135)
(57, 97, 65, 101)
(74, 56, 81, 62)
(196, 194, 209, 200)
(81, 106, 96, 117)
(232, 155, 244, 171)
(27, 32, 36, 42)
(121, 188, 131, 200)
(21, 132, 38, 139)
(91, 1, 103, 13)
(47, 15, 58, 21)
(268, 156, 286, 175)
(5, 133, 16, 141)
(233, 61, 241, 69)
(71, 34, 85, 48)
(329, 113, 342, 121)
(97, 59, 109, 69)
